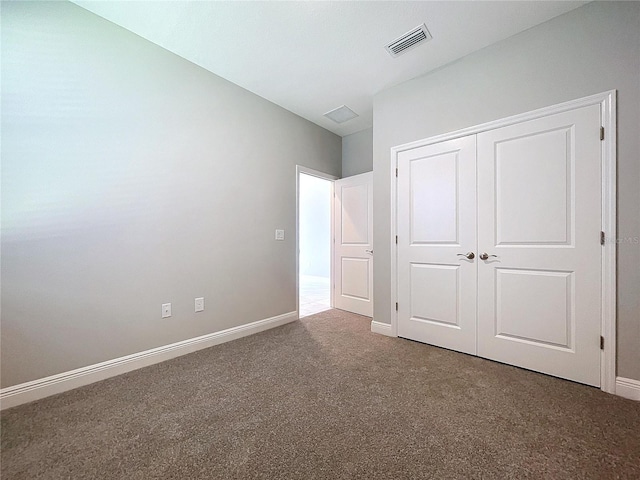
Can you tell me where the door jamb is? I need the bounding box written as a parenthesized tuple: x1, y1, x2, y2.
(296, 166, 338, 318)
(389, 90, 617, 394)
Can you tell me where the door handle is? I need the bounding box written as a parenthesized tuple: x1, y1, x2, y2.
(479, 253, 497, 260)
(457, 252, 475, 260)
(365, 249, 374, 255)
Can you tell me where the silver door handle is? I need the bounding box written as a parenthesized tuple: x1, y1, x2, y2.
(365, 249, 374, 255)
(457, 252, 475, 260)
(479, 253, 497, 260)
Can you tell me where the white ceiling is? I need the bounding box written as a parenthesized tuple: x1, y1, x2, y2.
(72, 1, 588, 137)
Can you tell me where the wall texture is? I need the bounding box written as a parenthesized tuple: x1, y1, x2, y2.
(1, 1, 341, 387)
(342, 128, 373, 177)
(373, 2, 640, 380)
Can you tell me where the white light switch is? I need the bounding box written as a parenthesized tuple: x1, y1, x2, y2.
(195, 297, 204, 313)
(162, 303, 172, 318)
(275, 229, 285, 241)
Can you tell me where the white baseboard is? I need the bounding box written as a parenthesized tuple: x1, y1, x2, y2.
(616, 376, 640, 401)
(371, 320, 394, 337)
(0, 311, 298, 411)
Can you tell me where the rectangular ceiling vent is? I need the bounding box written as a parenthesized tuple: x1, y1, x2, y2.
(385, 23, 432, 58)
(324, 105, 359, 124)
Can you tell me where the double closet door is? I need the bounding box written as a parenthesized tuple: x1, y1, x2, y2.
(397, 104, 602, 387)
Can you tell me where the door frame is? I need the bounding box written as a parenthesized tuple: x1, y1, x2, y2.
(388, 90, 617, 394)
(296, 165, 338, 318)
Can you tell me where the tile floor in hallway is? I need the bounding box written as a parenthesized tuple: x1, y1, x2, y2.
(300, 275, 331, 318)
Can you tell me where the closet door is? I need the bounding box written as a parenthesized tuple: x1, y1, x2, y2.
(397, 136, 477, 354)
(477, 104, 602, 386)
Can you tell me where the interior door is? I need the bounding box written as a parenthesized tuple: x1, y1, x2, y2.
(477, 104, 602, 386)
(397, 136, 477, 354)
(334, 172, 373, 317)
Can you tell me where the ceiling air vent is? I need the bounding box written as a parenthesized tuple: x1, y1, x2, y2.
(323, 105, 359, 124)
(385, 23, 432, 58)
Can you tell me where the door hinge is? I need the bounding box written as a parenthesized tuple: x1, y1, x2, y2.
(395, 235, 398, 244)
(600, 126, 605, 141)
(600, 336, 605, 350)
(395, 167, 398, 177)
(395, 302, 398, 311)
(600, 231, 605, 245)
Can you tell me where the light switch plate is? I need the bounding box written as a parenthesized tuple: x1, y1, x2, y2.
(195, 297, 204, 313)
(275, 229, 285, 241)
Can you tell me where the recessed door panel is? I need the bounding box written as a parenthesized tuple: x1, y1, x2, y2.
(410, 264, 459, 327)
(341, 184, 369, 245)
(495, 268, 573, 349)
(496, 127, 572, 245)
(410, 152, 458, 244)
(341, 257, 370, 300)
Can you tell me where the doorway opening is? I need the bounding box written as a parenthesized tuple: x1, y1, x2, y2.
(298, 171, 333, 318)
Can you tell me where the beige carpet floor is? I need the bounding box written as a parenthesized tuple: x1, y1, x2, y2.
(2, 309, 639, 479)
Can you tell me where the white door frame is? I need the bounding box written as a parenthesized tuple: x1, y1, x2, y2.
(388, 91, 617, 394)
(296, 166, 338, 318)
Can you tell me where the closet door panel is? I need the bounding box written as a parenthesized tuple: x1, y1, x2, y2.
(397, 136, 477, 355)
(477, 104, 602, 387)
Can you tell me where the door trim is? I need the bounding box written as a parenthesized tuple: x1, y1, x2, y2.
(296, 166, 338, 318)
(389, 91, 617, 394)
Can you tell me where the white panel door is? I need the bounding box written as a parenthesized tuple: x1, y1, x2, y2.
(334, 172, 373, 317)
(477, 104, 602, 386)
(397, 136, 477, 354)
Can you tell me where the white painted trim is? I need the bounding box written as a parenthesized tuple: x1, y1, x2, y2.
(600, 91, 617, 394)
(389, 91, 617, 393)
(296, 165, 339, 181)
(296, 166, 338, 316)
(371, 320, 394, 337)
(0, 311, 298, 410)
(390, 148, 399, 337)
(616, 377, 640, 401)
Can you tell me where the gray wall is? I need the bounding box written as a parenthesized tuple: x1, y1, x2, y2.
(1, 1, 341, 388)
(342, 128, 373, 177)
(373, 2, 640, 380)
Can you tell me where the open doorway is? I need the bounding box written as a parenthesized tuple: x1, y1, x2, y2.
(298, 170, 334, 318)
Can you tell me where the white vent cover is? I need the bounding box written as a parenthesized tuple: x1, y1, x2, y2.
(385, 23, 432, 57)
(323, 105, 359, 124)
